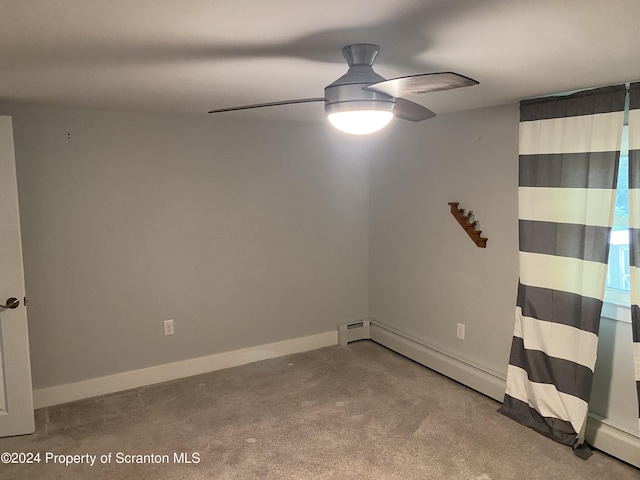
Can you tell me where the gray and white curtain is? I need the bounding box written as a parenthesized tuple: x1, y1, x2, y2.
(499, 85, 626, 456)
(628, 82, 640, 433)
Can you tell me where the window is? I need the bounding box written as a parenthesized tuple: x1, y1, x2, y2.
(603, 125, 631, 322)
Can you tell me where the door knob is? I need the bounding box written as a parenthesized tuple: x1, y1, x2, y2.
(0, 297, 20, 309)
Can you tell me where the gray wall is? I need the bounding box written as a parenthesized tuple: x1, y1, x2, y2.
(590, 317, 639, 433)
(3, 101, 637, 436)
(2, 106, 370, 389)
(368, 103, 639, 435)
(369, 104, 520, 375)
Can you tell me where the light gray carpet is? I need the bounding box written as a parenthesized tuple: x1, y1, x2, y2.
(0, 341, 637, 479)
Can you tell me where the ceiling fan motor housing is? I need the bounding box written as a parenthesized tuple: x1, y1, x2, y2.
(324, 44, 395, 115)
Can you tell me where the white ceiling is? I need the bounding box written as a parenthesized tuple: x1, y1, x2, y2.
(2, 0, 640, 121)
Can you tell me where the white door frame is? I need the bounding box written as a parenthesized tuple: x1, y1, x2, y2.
(0, 116, 35, 437)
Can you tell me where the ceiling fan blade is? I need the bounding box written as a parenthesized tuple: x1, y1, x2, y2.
(393, 98, 436, 122)
(365, 72, 478, 98)
(208, 97, 325, 114)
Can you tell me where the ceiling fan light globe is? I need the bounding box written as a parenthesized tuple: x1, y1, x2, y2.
(327, 110, 393, 135)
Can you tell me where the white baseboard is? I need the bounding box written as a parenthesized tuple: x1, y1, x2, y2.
(33, 331, 337, 408)
(369, 319, 506, 402)
(367, 318, 640, 468)
(586, 413, 640, 468)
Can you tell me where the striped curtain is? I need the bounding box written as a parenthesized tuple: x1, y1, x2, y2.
(628, 82, 640, 433)
(499, 85, 626, 457)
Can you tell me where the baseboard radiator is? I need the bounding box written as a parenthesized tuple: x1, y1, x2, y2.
(337, 318, 640, 468)
(337, 319, 371, 346)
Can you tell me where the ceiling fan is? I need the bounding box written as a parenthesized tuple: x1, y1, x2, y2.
(208, 44, 478, 135)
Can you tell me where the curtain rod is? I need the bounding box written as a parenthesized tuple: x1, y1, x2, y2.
(522, 82, 636, 102)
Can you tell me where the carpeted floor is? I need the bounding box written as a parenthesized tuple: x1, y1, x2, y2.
(0, 341, 637, 479)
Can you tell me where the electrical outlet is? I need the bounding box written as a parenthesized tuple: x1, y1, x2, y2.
(164, 319, 175, 336)
(456, 323, 465, 340)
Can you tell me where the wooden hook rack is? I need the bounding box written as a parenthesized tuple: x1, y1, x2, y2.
(448, 202, 487, 248)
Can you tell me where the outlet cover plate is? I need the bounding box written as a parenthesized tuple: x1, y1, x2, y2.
(164, 319, 175, 336)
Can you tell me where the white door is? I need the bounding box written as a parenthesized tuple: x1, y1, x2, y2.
(0, 116, 34, 437)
